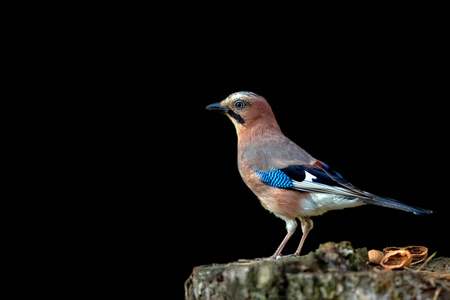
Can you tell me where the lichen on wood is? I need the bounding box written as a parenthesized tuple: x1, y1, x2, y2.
(185, 241, 449, 300)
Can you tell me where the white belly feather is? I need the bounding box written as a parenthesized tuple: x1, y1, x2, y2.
(300, 193, 365, 217)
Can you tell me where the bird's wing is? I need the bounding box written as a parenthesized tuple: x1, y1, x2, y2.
(253, 160, 433, 215)
(253, 160, 370, 198)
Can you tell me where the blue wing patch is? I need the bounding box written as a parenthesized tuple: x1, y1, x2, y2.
(253, 169, 293, 188)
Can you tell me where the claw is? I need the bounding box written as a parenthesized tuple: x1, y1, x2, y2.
(254, 256, 276, 261)
(283, 254, 298, 258)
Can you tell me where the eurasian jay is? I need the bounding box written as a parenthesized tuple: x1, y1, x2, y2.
(206, 91, 433, 259)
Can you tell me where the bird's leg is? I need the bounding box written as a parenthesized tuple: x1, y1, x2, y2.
(294, 217, 313, 256)
(268, 219, 297, 259)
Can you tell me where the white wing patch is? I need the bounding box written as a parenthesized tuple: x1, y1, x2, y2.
(304, 171, 317, 182)
(291, 178, 363, 197)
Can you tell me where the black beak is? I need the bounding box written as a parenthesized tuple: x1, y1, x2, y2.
(205, 102, 228, 112)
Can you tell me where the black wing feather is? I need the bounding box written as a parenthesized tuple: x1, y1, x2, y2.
(280, 161, 433, 215)
(281, 162, 369, 198)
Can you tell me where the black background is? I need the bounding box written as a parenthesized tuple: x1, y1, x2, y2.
(5, 10, 448, 299)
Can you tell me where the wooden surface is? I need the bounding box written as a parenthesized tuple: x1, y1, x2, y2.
(185, 241, 449, 299)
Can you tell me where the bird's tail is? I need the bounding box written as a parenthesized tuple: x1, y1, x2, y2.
(359, 194, 433, 215)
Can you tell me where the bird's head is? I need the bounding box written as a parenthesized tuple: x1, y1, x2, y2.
(206, 91, 279, 132)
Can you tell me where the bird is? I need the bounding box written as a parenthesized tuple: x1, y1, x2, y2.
(205, 91, 433, 259)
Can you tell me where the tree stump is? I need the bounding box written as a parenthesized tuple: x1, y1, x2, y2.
(185, 241, 449, 299)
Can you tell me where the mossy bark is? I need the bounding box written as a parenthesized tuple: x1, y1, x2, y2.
(185, 241, 449, 300)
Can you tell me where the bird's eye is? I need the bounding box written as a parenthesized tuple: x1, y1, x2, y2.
(234, 100, 246, 110)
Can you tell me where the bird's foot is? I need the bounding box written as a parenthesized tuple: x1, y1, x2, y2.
(253, 256, 277, 261)
(253, 253, 299, 261)
(281, 254, 299, 258)
(273, 254, 300, 260)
